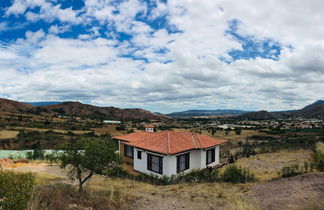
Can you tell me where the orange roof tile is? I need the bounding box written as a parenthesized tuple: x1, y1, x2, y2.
(115, 131, 226, 155)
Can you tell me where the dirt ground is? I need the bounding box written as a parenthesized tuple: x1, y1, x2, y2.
(249, 173, 324, 210)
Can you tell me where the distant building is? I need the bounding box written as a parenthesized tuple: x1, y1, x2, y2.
(145, 125, 154, 132)
(103, 120, 121, 124)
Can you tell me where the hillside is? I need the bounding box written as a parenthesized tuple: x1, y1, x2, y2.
(238, 110, 285, 120)
(168, 109, 247, 117)
(239, 100, 324, 120)
(39, 102, 168, 121)
(0, 98, 33, 113)
(293, 100, 324, 118)
(0, 98, 167, 121)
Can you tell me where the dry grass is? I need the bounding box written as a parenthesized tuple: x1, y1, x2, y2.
(173, 128, 265, 146)
(91, 125, 128, 136)
(0, 129, 19, 139)
(87, 176, 258, 209)
(6, 126, 92, 135)
(234, 149, 313, 181)
(317, 142, 324, 153)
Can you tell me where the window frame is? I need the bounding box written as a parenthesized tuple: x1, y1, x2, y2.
(176, 152, 190, 173)
(147, 153, 163, 174)
(137, 150, 142, 159)
(124, 144, 134, 158)
(206, 147, 215, 165)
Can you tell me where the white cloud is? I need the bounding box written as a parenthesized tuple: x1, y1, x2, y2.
(1, 0, 324, 112)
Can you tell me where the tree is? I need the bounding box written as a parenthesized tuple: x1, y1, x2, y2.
(234, 128, 242, 135)
(59, 137, 120, 192)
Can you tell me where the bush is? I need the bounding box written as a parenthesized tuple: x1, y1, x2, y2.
(314, 150, 324, 171)
(280, 164, 303, 178)
(222, 165, 256, 183)
(105, 166, 235, 185)
(26, 149, 45, 160)
(0, 170, 34, 210)
(234, 128, 242, 135)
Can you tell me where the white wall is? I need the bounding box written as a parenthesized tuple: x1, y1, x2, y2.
(133, 145, 220, 177)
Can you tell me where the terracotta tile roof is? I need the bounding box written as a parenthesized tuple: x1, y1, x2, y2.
(145, 125, 154, 128)
(115, 131, 226, 155)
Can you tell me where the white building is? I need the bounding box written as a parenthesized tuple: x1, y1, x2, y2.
(145, 125, 154, 132)
(115, 131, 226, 177)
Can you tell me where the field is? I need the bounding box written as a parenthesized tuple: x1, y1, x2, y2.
(0, 130, 19, 139)
(234, 149, 313, 181)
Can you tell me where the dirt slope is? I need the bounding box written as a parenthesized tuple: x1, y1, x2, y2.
(249, 173, 324, 210)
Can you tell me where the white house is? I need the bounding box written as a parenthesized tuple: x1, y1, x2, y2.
(115, 131, 226, 177)
(145, 125, 154, 132)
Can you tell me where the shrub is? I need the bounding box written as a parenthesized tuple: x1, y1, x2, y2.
(234, 128, 242, 135)
(280, 164, 304, 178)
(222, 165, 256, 183)
(0, 170, 34, 210)
(26, 149, 45, 160)
(314, 150, 324, 171)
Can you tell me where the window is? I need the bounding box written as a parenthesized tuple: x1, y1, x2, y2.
(206, 148, 215, 165)
(137, 150, 142, 159)
(124, 144, 133, 158)
(147, 153, 163, 174)
(177, 153, 190, 173)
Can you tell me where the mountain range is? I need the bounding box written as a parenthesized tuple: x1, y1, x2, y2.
(0, 98, 167, 121)
(239, 100, 324, 120)
(0, 98, 323, 120)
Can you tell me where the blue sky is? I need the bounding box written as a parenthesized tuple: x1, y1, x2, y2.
(0, 0, 323, 113)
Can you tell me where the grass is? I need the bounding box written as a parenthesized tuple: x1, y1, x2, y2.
(233, 149, 313, 181)
(317, 142, 324, 153)
(0, 130, 19, 139)
(7, 126, 91, 135)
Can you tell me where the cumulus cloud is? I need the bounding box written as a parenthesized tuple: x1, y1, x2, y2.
(0, 0, 323, 112)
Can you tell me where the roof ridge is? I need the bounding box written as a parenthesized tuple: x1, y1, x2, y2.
(167, 132, 171, 154)
(191, 133, 198, 148)
(195, 133, 203, 148)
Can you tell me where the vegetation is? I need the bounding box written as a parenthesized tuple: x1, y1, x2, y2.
(105, 165, 255, 185)
(280, 164, 305, 178)
(314, 142, 324, 171)
(222, 165, 256, 183)
(59, 137, 120, 192)
(26, 149, 45, 160)
(28, 183, 121, 210)
(0, 170, 34, 210)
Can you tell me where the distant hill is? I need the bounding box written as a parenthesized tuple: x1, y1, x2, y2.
(38, 102, 168, 121)
(168, 109, 248, 117)
(239, 100, 324, 120)
(25, 101, 62, 106)
(0, 98, 167, 121)
(238, 110, 286, 120)
(0, 98, 33, 113)
(293, 100, 324, 118)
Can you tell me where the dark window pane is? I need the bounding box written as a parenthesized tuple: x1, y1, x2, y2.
(147, 153, 163, 174)
(177, 153, 190, 173)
